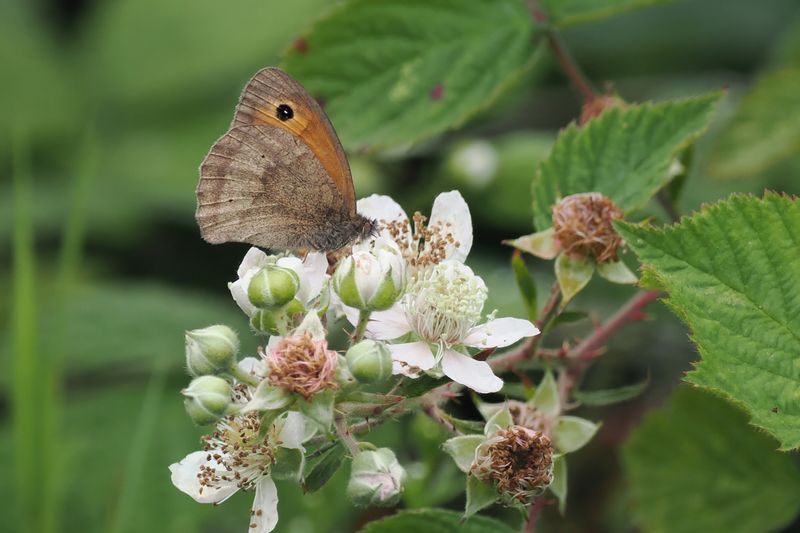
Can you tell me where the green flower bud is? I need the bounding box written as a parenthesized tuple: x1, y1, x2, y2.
(248, 265, 300, 309)
(249, 308, 289, 336)
(346, 340, 392, 383)
(182, 375, 233, 426)
(185, 325, 239, 376)
(346, 448, 407, 508)
(333, 248, 404, 311)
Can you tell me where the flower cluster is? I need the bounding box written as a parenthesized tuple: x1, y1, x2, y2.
(169, 191, 540, 532)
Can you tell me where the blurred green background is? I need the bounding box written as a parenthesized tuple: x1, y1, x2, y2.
(3, 0, 800, 531)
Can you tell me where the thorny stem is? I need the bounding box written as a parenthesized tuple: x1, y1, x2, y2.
(422, 402, 458, 434)
(527, 0, 597, 103)
(334, 414, 361, 457)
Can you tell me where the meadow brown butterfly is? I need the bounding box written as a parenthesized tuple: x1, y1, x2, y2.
(196, 67, 376, 251)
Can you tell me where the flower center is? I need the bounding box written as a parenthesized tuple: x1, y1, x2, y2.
(383, 212, 460, 269)
(265, 332, 338, 399)
(198, 412, 275, 494)
(405, 261, 487, 344)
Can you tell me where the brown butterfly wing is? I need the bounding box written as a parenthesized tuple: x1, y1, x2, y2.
(196, 124, 352, 250)
(230, 67, 356, 214)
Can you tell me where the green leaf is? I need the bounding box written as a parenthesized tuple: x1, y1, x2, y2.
(442, 435, 484, 473)
(484, 407, 513, 435)
(299, 389, 335, 430)
(282, 0, 539, 149)
(532, 94, 721, 230)
(506, 228, 559, 260)
(622, 387, 800, 533)
(555, 254, 593, 305)
(303, 444, 346, 493)
(708, 68, 800, 178)
(548, 311, 589, 328)
(616, 193, 800, 449)
(574, 375, 649, 406)
(541, 0, 679, 28)
(550, 456, 567, 514)
(532, 370, 560, 417)
(465, 476, 499, 519)
(271, 447, 305, 481)
(596, 260, 638, 284)
(511, 251, 538, 322)
(358, 508, 515, 533)
(552, 416, 599, 453)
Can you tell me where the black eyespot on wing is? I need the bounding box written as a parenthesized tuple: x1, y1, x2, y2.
(276, 104, 294, 121)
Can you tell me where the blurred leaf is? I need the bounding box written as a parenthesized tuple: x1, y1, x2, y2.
(555, 254, 593, 304)
(552, 416, 599, 453)
(359, 508, 514, 533)
(0, 1, 80, 141)
(541, 0, 680, 28)
(398, 375, 446, 397)
(283, 0, 539, 148)
(511, 251, 538, 322)
(449, 133, 554, 231)
(85, 0, 329, 109)
(574, 375, 649, 406)
(617, 193, 800, 449)
(532, 94, 721, 230)
(34, 282, 253, 378)
(622, 387, 800, 533)
(549, 310, 589, 327)
(707, 68, 800, 178)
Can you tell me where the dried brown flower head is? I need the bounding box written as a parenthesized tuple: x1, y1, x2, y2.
(507, 401, 550, 434)
(552, 192, 624, 263)
(470, 425, 554, 503)
(265, 332, 338, 399)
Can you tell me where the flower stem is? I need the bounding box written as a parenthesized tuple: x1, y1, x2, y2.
(523, 495, 549, 533)
(352, 310, 371, 343)
(334, 414, 361, 457)
(527, 0, 597, 103)
(567, 290, 660, 361)
(229, 365, 260, 388)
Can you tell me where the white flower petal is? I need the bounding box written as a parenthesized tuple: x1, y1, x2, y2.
(249, 476, 279, 533)
(441, 349, 503, 393)
(388, 341, 436, 372)
(366, 305, 413, 340)
(169, 450, 239, 504)
(276, 411, 306, 450)
(238, 356, 267, 379)
(237, 247, 269, 278)
(429, 190, 473, 263)
(392, 360, 421, 378)
(278, 253, 328, 305)
(463, 317, 539, 349)
(357, 194, 408, 225)
(229, 270, 257, 316)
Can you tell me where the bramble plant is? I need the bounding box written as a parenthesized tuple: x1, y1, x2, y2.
(163, 1, 800, 532)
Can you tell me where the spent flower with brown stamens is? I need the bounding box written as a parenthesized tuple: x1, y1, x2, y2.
(264, 332, 338, 399)
(552, 192, 624, 263)
(508, 401, 551, 435)
(471, 425, 554, 504)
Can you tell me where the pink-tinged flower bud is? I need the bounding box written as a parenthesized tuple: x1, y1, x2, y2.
(264, 332, 338, 399)
(552, 192, 624, 263)
(347, 448, 407, 507)
(470, 425, 554, 504)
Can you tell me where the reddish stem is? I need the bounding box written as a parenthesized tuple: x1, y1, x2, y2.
(527, 0, 597, 103)
(523, 496, 550, 533)
(567, 290, 660, 361)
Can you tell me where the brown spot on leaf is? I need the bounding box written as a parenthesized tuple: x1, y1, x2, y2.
(293, 38, 309, 54)
(431, 83, 444, 101)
